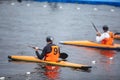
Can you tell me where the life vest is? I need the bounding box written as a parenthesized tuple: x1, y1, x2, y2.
(44, 46, 60, 62)
(101, 31, 114, 45)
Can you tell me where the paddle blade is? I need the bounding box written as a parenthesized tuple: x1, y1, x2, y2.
(114, 32, 120, 35)
(59, 53, 68, 59)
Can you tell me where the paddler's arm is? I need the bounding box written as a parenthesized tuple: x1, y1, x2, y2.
(35, 51, 44, 59)
(96, 32, 101, 42)
(34, 47, 45, 60)
(96, 32, 110, 42)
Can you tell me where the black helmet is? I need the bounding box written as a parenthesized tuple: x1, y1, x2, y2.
(46, 36, 54, 42)
(103, 25, 109, 31)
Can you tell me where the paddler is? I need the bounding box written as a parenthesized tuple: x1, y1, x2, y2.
(96, 25, 114, 45)
(34, 36, 60, 62)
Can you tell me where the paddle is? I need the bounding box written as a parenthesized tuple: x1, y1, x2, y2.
(91, 22, 120, 37)
(91, 22, 98, 32)
(28, 46, 68, 59)
(114, 32, 120, 35)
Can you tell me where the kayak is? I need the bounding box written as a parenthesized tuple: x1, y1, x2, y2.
(8, 55, 92, 69)
(60, 40, 120, 50)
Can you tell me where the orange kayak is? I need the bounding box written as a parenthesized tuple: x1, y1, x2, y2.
(8, 55, 91, 69)
(60, 40, 120, 50)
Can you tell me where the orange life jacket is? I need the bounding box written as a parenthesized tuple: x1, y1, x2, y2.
(101, 31, 114, 45)
(44, 46, 60, 62)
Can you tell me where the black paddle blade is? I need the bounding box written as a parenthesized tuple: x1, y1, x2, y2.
(59, 53, 68, 59)
(114, 32, 120, 35)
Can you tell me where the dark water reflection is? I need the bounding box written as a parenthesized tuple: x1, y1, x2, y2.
(0, 0, 120, 80)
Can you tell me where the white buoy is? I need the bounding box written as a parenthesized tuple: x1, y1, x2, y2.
(11, 2, 15, 5)
(92, 60, 96, 64)
(110, 9, 114, 12)
(26, 4, 30, 7)
(43, 5, 47, 8)
(26, 72, 31, 75)
(93, 8, 98, 11)
(59, 6, 62, 9)
(0, 77, 5, 80)
(77, 7, 80, 10)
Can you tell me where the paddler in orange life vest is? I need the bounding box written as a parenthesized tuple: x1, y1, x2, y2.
(34, 36, 60, 62)
(96, 25, 114, 45)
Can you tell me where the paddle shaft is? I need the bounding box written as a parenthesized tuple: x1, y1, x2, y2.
(91, 22, 98, 32)
(28, 46, 43, 51)
(91, 23, 120, 36)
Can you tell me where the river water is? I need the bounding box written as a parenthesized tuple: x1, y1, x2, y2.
(0, 0, 120, 80)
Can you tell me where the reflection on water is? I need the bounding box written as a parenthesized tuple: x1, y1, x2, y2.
(80, 47, 116, 64)
(98, 50, 116, 64)
(71, 67, 92, 72)
(44, 65, 60, 79)
(34, 64, 60, 80)
(99, 50, 116, 58)
(34, 63, 91, 80)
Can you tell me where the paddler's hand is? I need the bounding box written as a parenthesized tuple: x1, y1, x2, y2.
(34, 47, 39, 51)
(96, 32, 101, 36)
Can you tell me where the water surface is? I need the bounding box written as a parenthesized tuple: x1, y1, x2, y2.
(0, 1, 120, 80)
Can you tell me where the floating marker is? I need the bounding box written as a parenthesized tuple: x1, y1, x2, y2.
(43, 5, 47, 8)
(93, 8, 98, 11)
(26, 72, 31, 75)
(110, 9, 114, 12)
(0, 77, 5, 80)
(27, 4, 30, 7)
(77, 7, 80, 10)
(11, 2, 15, 5)
(59, 6, 62, 9)
(92, 60, 96, 64)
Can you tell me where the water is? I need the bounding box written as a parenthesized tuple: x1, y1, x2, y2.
(0, 1, 120, 80)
